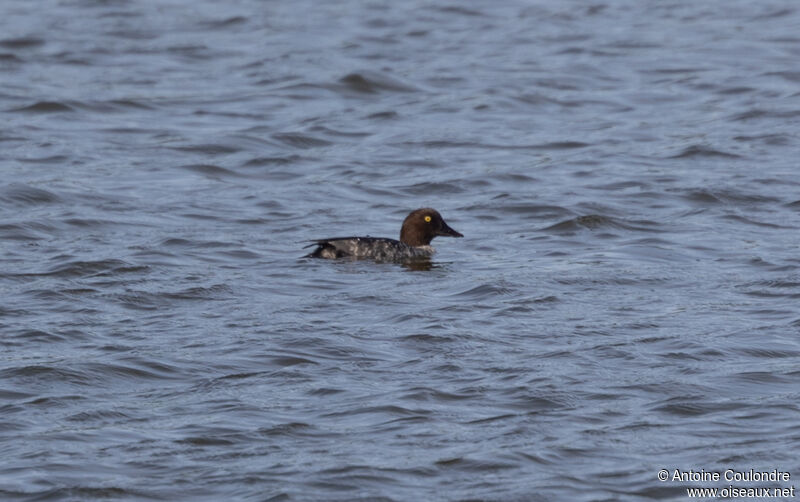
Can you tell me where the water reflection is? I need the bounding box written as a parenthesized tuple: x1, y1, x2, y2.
(403, 258, 435, 271)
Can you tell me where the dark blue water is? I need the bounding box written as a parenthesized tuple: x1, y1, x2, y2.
(2, 1, 800, 500)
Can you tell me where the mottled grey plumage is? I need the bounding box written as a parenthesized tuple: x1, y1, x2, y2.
(305, 208, 462, 261)
(306, 237, 434, 260)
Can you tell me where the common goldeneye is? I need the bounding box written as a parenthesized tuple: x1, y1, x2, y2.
(305, 208, 463, 260)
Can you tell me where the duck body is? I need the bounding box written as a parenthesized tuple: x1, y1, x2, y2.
(306, 208, 462, 261)
(307, 236, 434, 260)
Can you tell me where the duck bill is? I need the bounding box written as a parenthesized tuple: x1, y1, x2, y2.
(437, 221, 463, 238)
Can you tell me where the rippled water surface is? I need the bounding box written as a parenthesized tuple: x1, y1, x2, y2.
(3, 1, 800, 500)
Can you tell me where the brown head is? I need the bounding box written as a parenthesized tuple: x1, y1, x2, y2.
(399, 208, 463, 247)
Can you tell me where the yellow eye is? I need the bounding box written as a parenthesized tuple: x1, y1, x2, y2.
(424, 216, 432, 222)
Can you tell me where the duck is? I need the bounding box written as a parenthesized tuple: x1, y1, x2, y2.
(305, 208, 462, 260)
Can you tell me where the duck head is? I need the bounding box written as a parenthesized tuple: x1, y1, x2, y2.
(399, 208, 463, 247)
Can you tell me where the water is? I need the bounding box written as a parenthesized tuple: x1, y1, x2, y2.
(2, 1, 800, 500)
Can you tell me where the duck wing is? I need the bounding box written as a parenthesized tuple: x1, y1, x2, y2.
(304, 237, 402, 259)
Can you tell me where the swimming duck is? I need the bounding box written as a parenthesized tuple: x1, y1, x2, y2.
(306, 208, 463, 260)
